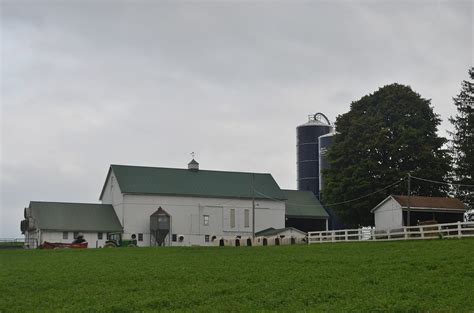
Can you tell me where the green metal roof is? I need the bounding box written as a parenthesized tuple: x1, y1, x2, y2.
(29, 201, 122, 232)
(255, 227, 306, 237)
(283, 190, 329, 219)
(100, 164, 286, 201)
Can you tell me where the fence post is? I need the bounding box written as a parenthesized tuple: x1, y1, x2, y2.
(420, 226, 424, 238)
(404, 227, 407, 240)
(345, 230, 348, 241)
(458, 221, 462, 238)
(372, 228, 376, 241)
(387, 229, 391, 240)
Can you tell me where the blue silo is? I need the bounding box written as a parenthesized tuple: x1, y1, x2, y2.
(318, 131, 346, 230)
(296, 113, 332, 197)
(318, 131, 336, 198)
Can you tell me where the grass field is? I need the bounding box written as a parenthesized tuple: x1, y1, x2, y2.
(1, 239, 473, 312)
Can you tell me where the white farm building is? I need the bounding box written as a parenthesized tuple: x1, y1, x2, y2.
(21, 160, 329, 248)
(371, 195, 468, 231)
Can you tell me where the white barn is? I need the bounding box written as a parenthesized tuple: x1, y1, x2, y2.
(23, 160, 292, 247)
(99, 160, 287, 247)
(22, 159, 331, 248)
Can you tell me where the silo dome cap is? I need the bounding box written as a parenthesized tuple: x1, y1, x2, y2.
(312, 113, 331, 125)
(298, 112, 331, 127)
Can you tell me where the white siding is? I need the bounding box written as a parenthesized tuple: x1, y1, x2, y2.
(37, 231, 109, 248)
(121, 194, 285, 246)
(101, 170, 124, 227)
(374, 198, 403, 230)
(259, 228, 306, 238)
(255, 207, 282, 232)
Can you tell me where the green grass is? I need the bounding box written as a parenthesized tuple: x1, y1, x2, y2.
(1, 239, 473, 312)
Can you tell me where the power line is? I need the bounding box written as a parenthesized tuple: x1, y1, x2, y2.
(254, 178, 405, 207)
(114, 176, 469, 211)
(253, 190, 286, 203)
(315, 178, 405, 207)
(411, 176, 474, 188)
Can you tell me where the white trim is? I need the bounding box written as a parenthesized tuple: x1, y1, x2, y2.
(370, 195, 394, 213)
(400, 207, 466, 213)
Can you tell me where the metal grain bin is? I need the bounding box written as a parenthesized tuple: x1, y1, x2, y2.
(27, 218, 36, 231)
(20, 219, 28, 234)
(150, 207, 171, 247)
(24, 207, 32, 218)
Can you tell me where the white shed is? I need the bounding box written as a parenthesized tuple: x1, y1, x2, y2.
(371, 195, 467, 230)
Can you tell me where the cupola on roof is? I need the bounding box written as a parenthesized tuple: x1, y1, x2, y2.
(188, 158, 199, 171)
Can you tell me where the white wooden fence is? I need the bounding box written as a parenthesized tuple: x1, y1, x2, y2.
(308, 221, 474, 244)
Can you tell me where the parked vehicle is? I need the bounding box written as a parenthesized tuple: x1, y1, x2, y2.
(104, 233, 137, 248)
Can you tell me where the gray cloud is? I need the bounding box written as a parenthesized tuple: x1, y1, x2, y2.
(1, 0, 472, 237)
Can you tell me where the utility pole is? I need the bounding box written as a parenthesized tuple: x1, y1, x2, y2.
(407, 173, 411, 227)
(252, 172, 256, 239)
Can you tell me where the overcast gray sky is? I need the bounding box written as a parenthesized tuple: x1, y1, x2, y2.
(1, 0, 472, 237)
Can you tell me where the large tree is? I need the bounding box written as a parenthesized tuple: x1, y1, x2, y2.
(323, 83, 451, 227)
(449, 68, 474, 208)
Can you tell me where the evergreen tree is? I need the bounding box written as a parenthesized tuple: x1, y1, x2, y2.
(449, 67, 474, 208)
(323, 84, 452, 227)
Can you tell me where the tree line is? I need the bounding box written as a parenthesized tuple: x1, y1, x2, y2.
(322, 67, 473, 227)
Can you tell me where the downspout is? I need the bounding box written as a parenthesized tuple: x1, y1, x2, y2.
(252, 173, 255, 239)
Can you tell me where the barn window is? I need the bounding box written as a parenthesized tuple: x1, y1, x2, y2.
(230, 209, 236, 228)
(203, 215, 209, 226)
(205, 235, 210, 242)
(98, 232, 103, 240)
(138, 233, 143, 241)
(63, 232, 68, 239)
(73, 232, 79, 239)
(172, 234, 177, 242)
(244, 209, 250, 228)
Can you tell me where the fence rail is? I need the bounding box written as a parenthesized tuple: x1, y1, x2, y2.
(0, 238, 38, 249)
(308, 221, 474, 244)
